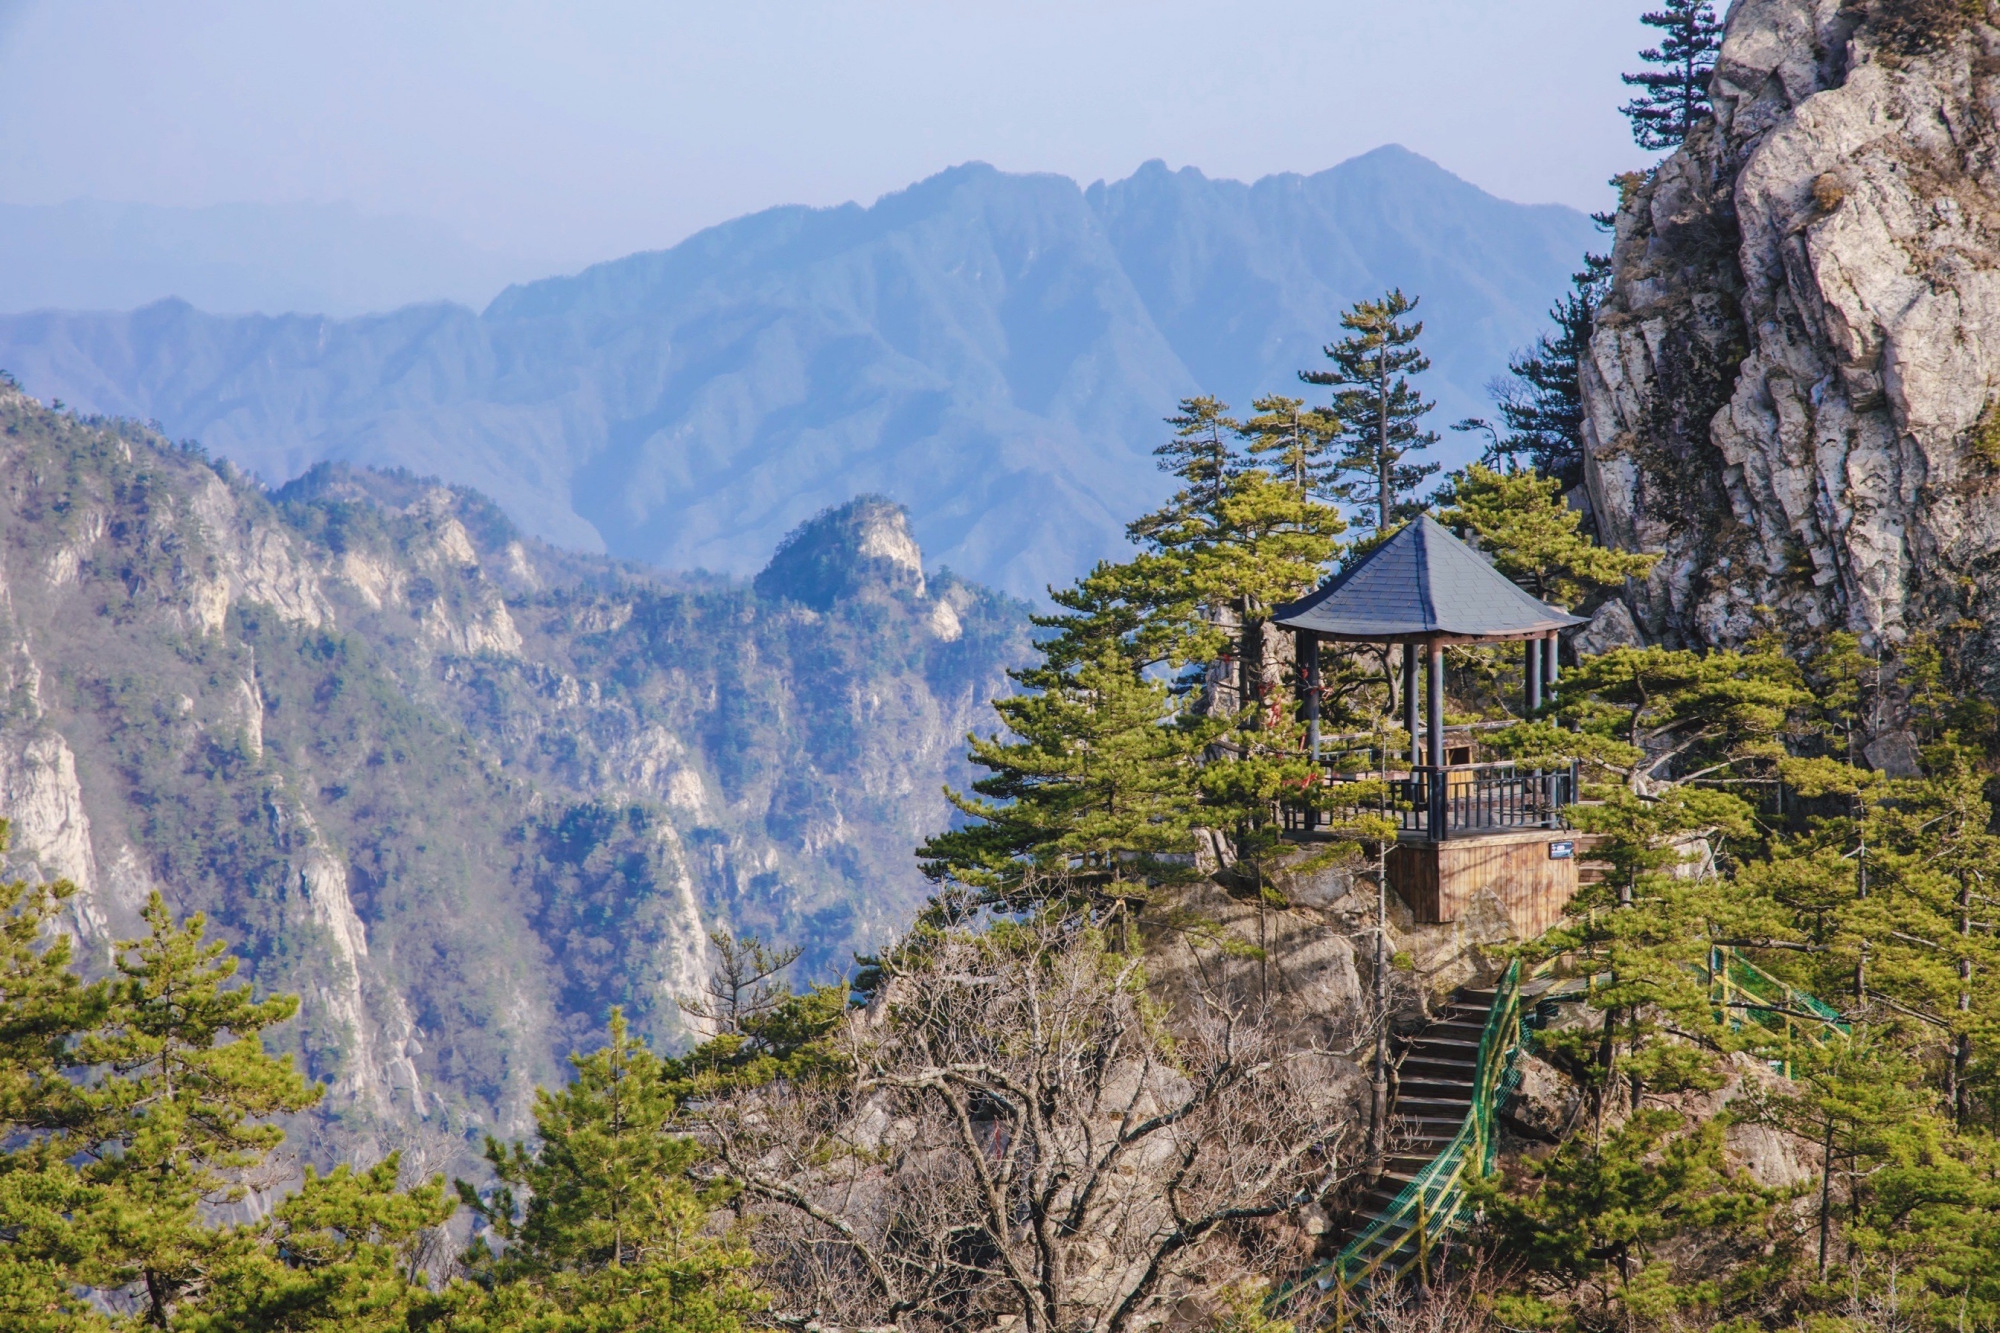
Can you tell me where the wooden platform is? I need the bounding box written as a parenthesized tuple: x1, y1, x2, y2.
(1388, 828, 1581, 939)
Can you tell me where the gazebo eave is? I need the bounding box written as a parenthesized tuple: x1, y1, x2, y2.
(1307, 627, 1574, 647)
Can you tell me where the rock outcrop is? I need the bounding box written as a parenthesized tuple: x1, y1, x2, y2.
(1584, 0, 2000, 682)
(753, 495, 932, 610)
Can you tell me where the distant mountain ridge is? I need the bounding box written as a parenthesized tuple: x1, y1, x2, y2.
(0, 148, 1596, 598)
(0, 199, 549, 316)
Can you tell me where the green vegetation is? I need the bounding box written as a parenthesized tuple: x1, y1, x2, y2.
(0, 827, 767, 1331)
(1299, 289, 1440, 535)
(921, 376, 1375, 918)
(1437, 464, 1655, 607)
(1453, 257, 1610, 490)
(1621, 1, 1723, 152)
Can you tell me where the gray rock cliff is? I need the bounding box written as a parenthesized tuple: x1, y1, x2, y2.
(1585, 0, 2000, 682)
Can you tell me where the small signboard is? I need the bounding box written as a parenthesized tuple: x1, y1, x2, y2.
(1548, 840, 1575, 860)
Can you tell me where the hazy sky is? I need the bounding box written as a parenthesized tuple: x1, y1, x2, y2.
(0, 0, 1654, 267)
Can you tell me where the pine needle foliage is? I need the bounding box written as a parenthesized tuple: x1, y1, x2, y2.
(1299, 290, 1441, 534)
(1457, 257, 1611, 490)
(1439, 463, 1657, 608)
(1621, 1, 1724, 151)
(456, 1008, 763, 1332)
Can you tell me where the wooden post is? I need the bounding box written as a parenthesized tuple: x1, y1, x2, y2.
(1524, 636, 1543, 714)
(1427, 641, 1446, 834)
(1402, 645, 1419, 769)
(1543, 633, 1560, 702)
(1427, 641, 1445, 770)
(1298, 629, 1321, 761)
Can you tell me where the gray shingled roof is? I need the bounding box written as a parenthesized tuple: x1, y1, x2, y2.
(1273, 514, 1587, 641)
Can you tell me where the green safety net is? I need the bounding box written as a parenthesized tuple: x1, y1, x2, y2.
(1279, 947, 1846, 1320)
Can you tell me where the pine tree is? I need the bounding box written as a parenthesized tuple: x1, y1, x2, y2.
(917, 648, 1216, 912)
(1131, 395, 1241, 547)
(67, 893, 324, 1327)
(924, 394, 1353, 916)
(1495, 640, 1809, 795)
(1239, 394, 1340, 500)
(1476, 1106, 1785, 1330)
(182, 1156, 456, 1333)
(1621, 1, 1724, 152)
(0, 838, 112, 1333)
(1454, 257, 1610, 489)
(457, 1008, 762, 1331)
(1299, 290, 1440, 534)
(1438, 462, 1656, 607)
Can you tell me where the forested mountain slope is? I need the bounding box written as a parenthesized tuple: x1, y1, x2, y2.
(0, 382, 1027, 1151)
(0, 148, 1593, 600)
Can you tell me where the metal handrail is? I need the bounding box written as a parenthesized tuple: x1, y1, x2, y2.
(1704, 946, 1849, 1077)
(1278, 948, 1847, 1321)
(1283, 761, 1578, 839)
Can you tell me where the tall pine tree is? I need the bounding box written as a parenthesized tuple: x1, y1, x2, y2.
(1300, 289, 1439, 534)
(1621, 1, 1724, 152)
(1239, 394, 1340, 500)
(68, 894, 324, 1328)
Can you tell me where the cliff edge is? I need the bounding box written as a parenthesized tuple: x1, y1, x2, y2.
(1586, 0, 2000, 683)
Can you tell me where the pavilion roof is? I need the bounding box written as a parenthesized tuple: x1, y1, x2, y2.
(1272, 514, 1587, 643)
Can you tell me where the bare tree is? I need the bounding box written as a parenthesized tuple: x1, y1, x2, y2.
(681, 929, 804, 1036)
(686, 913, 1368, 1333)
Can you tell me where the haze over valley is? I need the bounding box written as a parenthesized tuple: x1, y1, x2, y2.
(0, 149, 1592, 599)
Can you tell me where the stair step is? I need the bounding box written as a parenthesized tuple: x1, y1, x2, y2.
(1406, 1034, 1480, 1051)
(1400, 1075, 1476, 1092)
(1337, 982, 1512, 1281)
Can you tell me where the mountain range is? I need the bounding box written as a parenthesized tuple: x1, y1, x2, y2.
(0, 385, 1026, 1148)
(0, 199, 548, 317)
(0, 148, 1596, 600)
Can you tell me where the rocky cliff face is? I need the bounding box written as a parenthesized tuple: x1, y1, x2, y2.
(0, 386, 1028, 1157)
(1584, 0, 2000, 680)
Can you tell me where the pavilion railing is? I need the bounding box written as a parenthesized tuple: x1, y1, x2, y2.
(1283, 760, 1577, 840)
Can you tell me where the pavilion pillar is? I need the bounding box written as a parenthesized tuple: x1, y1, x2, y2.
(1426, 641, 1445, 771)
(1544, 634, 1560, 702)
(1525, 636, 1544, 714)
(1298, 630, 1321, 760)
(1402, 645, 1420, 769)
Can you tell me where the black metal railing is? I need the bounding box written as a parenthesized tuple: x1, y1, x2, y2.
(1283, 759, 1578, 841)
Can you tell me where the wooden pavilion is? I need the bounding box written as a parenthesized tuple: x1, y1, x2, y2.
(1273, 515, 1588, 936)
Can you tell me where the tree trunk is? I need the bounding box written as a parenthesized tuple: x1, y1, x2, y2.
(1817, 1116, 1835, 1277)
(1376, 349, 1392, 532)
(1369, 838, 1389, 1180)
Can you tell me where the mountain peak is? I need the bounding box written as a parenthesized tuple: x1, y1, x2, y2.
(755, 496, 926, 610)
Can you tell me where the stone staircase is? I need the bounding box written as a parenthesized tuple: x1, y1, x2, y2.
(1341, 984, 1497, 1275)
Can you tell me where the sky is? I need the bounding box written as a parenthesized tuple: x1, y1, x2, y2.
(0, 0, 1654, 269)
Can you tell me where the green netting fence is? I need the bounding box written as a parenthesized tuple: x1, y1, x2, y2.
(1702, 944, 1849, 1075)
(1276, 947, 1846, 1323)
